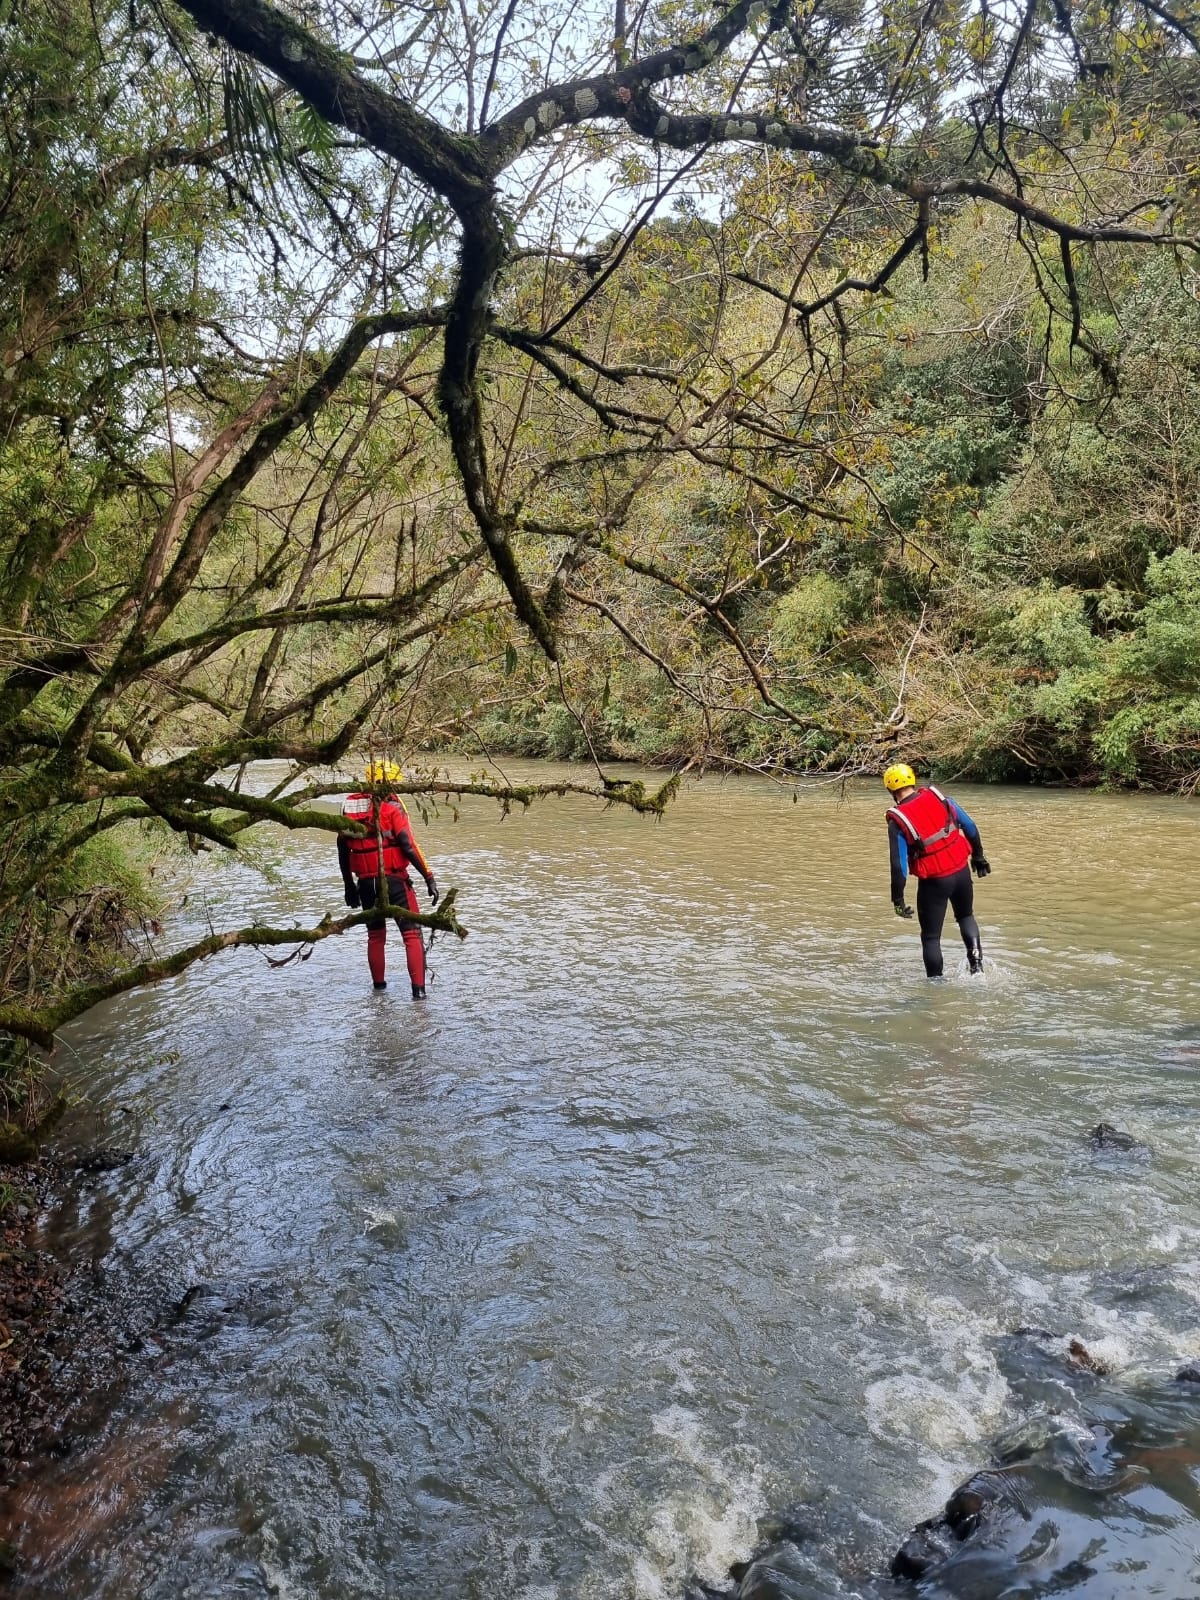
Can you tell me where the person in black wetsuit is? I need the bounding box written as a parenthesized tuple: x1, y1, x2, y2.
(883, 763, 991, 978)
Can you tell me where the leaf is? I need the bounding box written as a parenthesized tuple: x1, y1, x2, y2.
(292, 100, 335, 160)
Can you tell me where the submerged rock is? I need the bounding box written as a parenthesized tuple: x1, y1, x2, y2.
(685, 1335, 1200, 1600)
(733, 1540, 842, 1599)
(890, 1354, 1200, 1595)
(65, 1147, 134, 1174)
(891, 1467, 1027, 1580)
(687, 1507, 845, 1600)
(1067, 1336, 1108, 1374)
(993, 1327, 1109, 1413)
(1087, 1122, 1148, 1153)
(1088, 1265, 1200, 1333)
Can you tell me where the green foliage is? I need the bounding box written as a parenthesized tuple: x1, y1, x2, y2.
(999, 587, 1098, 673)
(454, 176, 1200, 791)
(5, 0, 1200, 1075)
(772, 576, 850, 658)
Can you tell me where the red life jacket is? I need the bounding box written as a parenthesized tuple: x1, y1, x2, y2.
(887, 785, 971, 879)
(341, 793, 412, 878)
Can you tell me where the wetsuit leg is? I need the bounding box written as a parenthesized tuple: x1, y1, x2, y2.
(947, 866, 982, 966)
(358, 877, 388, 985)
(387, 875, 426, 992)
(915, 874, 952, 978)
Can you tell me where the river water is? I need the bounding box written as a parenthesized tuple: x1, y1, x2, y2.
(4, 766, 1200, 1598)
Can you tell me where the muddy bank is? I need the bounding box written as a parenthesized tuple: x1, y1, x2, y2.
(0, 1156, 73, 1482)
(0, 1145, 179, 1586)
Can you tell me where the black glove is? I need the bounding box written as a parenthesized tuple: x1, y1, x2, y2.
(893, 900, 914, 920)
(425, 876, 440, 906)
(343, 881, 360, 908)
(971, 855, 991, 878)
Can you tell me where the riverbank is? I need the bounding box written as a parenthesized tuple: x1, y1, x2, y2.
(427, 732, 1200, 794)
(0, 1156, 72, 1487)
(0, 1141, 173, 1588)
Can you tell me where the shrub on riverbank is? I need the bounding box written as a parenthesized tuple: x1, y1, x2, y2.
(0, 825, 167, 1131)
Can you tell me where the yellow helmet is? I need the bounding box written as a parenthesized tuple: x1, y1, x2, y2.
(882, 762, 917, 793)
(365, 759, 402, 785)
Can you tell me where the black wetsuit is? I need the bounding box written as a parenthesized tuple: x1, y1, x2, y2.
(914, 867, 979, 978)
(888, 795, 984, 978)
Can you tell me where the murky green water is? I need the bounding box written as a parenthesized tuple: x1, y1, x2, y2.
(4, 767, 1200, 1597)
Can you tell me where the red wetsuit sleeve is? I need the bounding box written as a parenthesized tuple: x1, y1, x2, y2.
(380, 800, 433, 880)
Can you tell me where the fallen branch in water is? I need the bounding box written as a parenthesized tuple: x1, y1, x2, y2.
(0, 889, 467, 1051)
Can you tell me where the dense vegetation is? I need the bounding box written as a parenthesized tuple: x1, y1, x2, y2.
(457, 224, 1200, 790)
(2, 0, 1199, 1101)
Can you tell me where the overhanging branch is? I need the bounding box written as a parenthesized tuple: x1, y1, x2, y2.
(0, 891, 469, 1051)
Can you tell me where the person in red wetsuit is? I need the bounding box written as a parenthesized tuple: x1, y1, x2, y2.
(883, 763, 990, 979)
(338, 760, 439, 997)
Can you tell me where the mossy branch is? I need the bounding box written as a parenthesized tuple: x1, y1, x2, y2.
(0, 889, 467, 1051)
(294, 774, 683, 816)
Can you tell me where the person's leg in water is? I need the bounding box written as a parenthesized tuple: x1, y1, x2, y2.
(358, 876, 389, 989)
(359, 876, 427, 995)
(389, 874, 428, 999)
(947, 866, 983, 973)
(915, 874, 952, 978)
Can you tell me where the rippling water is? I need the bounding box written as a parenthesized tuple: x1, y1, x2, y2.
(5, 766, 1200, 1598)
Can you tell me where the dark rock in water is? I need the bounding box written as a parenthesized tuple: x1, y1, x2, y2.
(727, 1507, 818, 1583)
(1067, 1337, 1108, 1375)
(687, 1346, 1200, 1600)
(702, 1507, 847, 1600)
(67, 1147, 135, 1173)
(166, 1276, 288, 1337)
(891, 1365, 1200, 1596)
(173, 1283, 205, 1318)
(994, 1327, 1108, 1410)
(891, 1468, 1025, 1580)
(755, 1509, 819, 1550)
(943, 1470, 1020, 1535)
(1087, 1122, 1147, 1153)
(732, 1539, 844, 1599)
(890, 1519, 958, 1582)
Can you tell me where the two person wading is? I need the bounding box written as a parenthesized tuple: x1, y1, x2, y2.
(883, 764, 991, 979)
(335, 756, 990, 995)
(339, 761, 439, 997)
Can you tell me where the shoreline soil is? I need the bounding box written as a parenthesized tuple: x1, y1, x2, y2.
(0, 1155, 73, 1485)
(0, 1143, 173, 1587)
(427, 740, 1200, 795)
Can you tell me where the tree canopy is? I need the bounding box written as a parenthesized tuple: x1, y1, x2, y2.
(2, 0, 1200, 1066)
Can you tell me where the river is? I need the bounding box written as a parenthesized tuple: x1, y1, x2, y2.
(3, 766, 1199, 1598)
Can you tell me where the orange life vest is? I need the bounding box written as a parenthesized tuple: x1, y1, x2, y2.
(341, 793, 412, 878)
